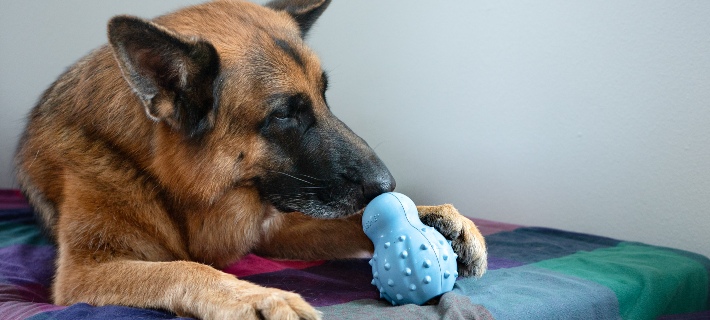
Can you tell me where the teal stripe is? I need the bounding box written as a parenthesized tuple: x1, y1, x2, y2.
(461, 265, 621, 319)
(534, 242, 709, 320)
(0, 221, 51, 247)
(317, 294, 495, 320)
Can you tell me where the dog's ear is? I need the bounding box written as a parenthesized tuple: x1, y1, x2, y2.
(108, 15, 220, 139)
(266, 0, 332, 37)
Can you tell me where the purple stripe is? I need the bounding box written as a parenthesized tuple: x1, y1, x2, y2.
(0, 301, 64, 320)
(0, 245, 56, 288)
(470, 218, 521, 236)
(487, 256, 525, 270)
(243, 259, 378, 307)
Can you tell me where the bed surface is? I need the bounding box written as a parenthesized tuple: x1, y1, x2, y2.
(1, 189, 708, 320)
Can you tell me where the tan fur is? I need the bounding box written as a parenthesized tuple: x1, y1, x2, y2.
(14, 1, 486, 319)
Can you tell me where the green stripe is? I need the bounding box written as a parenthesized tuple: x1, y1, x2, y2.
(534, 242, 709, 320)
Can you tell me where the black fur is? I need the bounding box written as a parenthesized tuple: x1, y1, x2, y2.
(266, 0, 332, 38)
(255, 92, 395, 218)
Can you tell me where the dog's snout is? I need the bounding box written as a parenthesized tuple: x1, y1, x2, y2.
(362, 172, 396, 203)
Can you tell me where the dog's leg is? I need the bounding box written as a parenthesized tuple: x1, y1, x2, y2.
(53, 175, 321, 320)
(257, 205, 487, 277)
(53, 257, 320, 320)
(255, 212, 374, 260)
(416, 204, 487, 277)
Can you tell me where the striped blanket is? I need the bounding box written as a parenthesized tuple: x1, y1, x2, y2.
(1, 190, 708, 319)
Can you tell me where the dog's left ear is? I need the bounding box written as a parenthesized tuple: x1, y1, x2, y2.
(266, 0, 332, 37)
(108, 16, 220, 139)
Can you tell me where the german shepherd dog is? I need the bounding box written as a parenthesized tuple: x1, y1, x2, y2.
(14, 0, 487, 319)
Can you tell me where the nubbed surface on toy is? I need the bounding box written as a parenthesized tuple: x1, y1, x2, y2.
(362, 192, 459, 305)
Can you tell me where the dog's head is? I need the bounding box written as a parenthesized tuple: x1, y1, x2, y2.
(107, 0, 395, 218)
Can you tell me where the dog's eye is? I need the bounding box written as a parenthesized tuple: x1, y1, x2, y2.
(272, 109, 292, 121)
(272, 95, 307, 121)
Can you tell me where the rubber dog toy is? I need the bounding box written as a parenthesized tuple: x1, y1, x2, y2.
(362, 192, 458, 305)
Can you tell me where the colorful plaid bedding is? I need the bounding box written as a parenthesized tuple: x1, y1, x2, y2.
(1, 189, 708, 320)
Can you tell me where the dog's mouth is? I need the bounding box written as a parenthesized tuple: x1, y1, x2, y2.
(270, 196, 365, 219)
(257, 172, 371, 218)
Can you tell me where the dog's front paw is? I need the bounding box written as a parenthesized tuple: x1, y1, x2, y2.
(417, 204, 487, 277)
(206, 284, 322, 320)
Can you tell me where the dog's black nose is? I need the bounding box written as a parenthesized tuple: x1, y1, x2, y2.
(362, 172, 396, 202)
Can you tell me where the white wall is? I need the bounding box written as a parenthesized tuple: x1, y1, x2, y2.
(1, 1, 709, 258)
(0, 0, 198, 186)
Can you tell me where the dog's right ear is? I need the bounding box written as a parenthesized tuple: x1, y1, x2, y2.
(108, 16, 220, 139)
(266, 0, 332, 38)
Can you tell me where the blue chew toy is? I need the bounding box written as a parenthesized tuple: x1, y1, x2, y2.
(362, 192, 458, 305)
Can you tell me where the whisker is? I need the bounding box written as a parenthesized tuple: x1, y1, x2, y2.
(373, 141, 387, 151)
(270, 192, 318, 197)
(293, 173, 326, 182)
(267, 170, 318, 186)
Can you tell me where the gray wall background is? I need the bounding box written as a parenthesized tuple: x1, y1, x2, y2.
(1, 1, 709, 258)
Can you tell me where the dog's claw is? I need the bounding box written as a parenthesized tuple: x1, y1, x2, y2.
(418, 204, 488, 278)
(208, 285, 322, 320)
